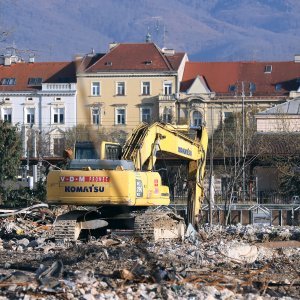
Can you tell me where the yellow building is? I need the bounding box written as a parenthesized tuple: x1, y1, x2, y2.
(76, 42, 187, 134)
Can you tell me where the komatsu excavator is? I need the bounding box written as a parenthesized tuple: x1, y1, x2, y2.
(47, 122, 208, 241)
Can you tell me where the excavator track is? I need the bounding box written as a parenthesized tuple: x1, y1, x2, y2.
(54, 212, 83, 242)
(54, 210, 108, 242)
(134, 210, 185, 241)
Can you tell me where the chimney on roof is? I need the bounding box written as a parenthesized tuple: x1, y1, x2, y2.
(29, 54, 35, 63)
(109, 42, 118, 51)
(145, 32, 151, 43)
(3, 55, 14, 66)
(2, 46, 22, 65)
(161, 47, 175, 56)
(74, 54, 83, 60)
(294, 54, 300, 63)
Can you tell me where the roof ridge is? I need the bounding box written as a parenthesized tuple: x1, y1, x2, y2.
(153, 43, 174, 71)
(84, 45, 120, 72)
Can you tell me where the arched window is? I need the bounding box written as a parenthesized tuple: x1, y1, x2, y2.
(192, 111, 202, 127)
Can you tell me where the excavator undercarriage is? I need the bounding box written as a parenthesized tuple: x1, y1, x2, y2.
(53, 206, 186, 242)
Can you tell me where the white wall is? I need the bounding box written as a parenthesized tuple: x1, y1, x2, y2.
(256, 116, 300, 132)
(0, 83, 77, 156)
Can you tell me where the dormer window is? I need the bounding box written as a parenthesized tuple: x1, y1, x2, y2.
(28, 77, 42, 86)
(144, 60, 152, 65)
(228, 85, 236, 92)
(275, 83, 282, 91)
(264, 65, 272, 73)
(249, 82, 256, 93)
(105, 61, 112, 66)
(1, 78, 16, 85)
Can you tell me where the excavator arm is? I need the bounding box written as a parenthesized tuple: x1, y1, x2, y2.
(122, 122, 208, 226)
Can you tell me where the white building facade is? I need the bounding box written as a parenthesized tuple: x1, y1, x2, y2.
(0, 53, 77, 158)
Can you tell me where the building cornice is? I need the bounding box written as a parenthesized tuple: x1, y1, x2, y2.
(77, 72, 177, 78)
(0, 91, 37, 97)
(38, 91, 76, 96)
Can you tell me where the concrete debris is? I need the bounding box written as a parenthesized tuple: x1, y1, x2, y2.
(185, 223, 198, 241)
(219, 241, 258, 263)
(0, 207, 299, 299)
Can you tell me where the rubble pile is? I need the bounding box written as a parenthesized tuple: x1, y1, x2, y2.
(0, 209, 299, 299)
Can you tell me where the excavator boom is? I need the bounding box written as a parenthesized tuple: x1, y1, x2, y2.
(122, 122, 208, 225)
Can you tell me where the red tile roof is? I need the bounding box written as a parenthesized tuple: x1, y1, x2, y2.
(76, 53, 105, 73)
(0, 61, 76, 92)
(86, 43, 185, 73)
(181, 61, 300, 96)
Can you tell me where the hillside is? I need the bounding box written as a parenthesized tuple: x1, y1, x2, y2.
(0, 0, 299, 62)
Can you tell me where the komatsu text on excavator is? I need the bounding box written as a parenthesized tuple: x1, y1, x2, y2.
(47, 122, 208, 241)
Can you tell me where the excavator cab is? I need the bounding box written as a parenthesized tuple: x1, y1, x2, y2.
(74, 141, 122, 160)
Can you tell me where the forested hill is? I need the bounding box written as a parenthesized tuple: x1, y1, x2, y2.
(1, 0, 300, 62)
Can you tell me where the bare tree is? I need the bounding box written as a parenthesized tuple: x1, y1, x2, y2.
(254, 132, 300, 201)
(210, 108, 262, 224)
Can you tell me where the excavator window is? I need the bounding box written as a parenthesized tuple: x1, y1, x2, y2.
(75, 142, 99, 159)
(105, 143, 122, 160)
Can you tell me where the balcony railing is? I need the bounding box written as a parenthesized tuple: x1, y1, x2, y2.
(42, 83, 76, 91)
(158, 94, 177, 101)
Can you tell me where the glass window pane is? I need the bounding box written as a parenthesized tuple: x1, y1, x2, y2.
(164, 82, 172, 95)
(117, 82, 125, 95)
(142, 82, 150, 95)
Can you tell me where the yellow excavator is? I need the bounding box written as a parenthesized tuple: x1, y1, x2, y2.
(47, 122, 208, 241)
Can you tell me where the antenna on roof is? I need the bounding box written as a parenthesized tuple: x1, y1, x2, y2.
(163, 25, 168, 48)
(145, 27, 151, 43)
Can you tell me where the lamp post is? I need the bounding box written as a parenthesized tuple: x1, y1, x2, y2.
(242, 82, 246, 202)
(209, 105, 214, 226)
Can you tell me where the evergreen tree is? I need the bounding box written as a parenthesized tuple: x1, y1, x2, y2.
(0, 121, 22, 184)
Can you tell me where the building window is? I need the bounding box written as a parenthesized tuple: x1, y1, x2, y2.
(142, 81, 150, 95)
(53, 137, 65, 157)
(116, 82, 125, 96)
(264, 65, 272, 73)
(1, 78, 16, 85)
(3, 108, 12, 123)
(26, 108, 35, 124)
(228, 85, 236, 92)
(92, 108, 100, 125)
(115, 108, 126, 125)
(223, 112, 233, 120)
(192, 111, 202, 127)
(141, 107, 151, 123)
(249, 82, 256, 93)
(163, 82, 172, 95)
(275, 83, 282, 91)
(53, 108, 64, 124)
(28, 77, 42, 86)
(91, 82, 100, 96)
(162, 107, 172, 123)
